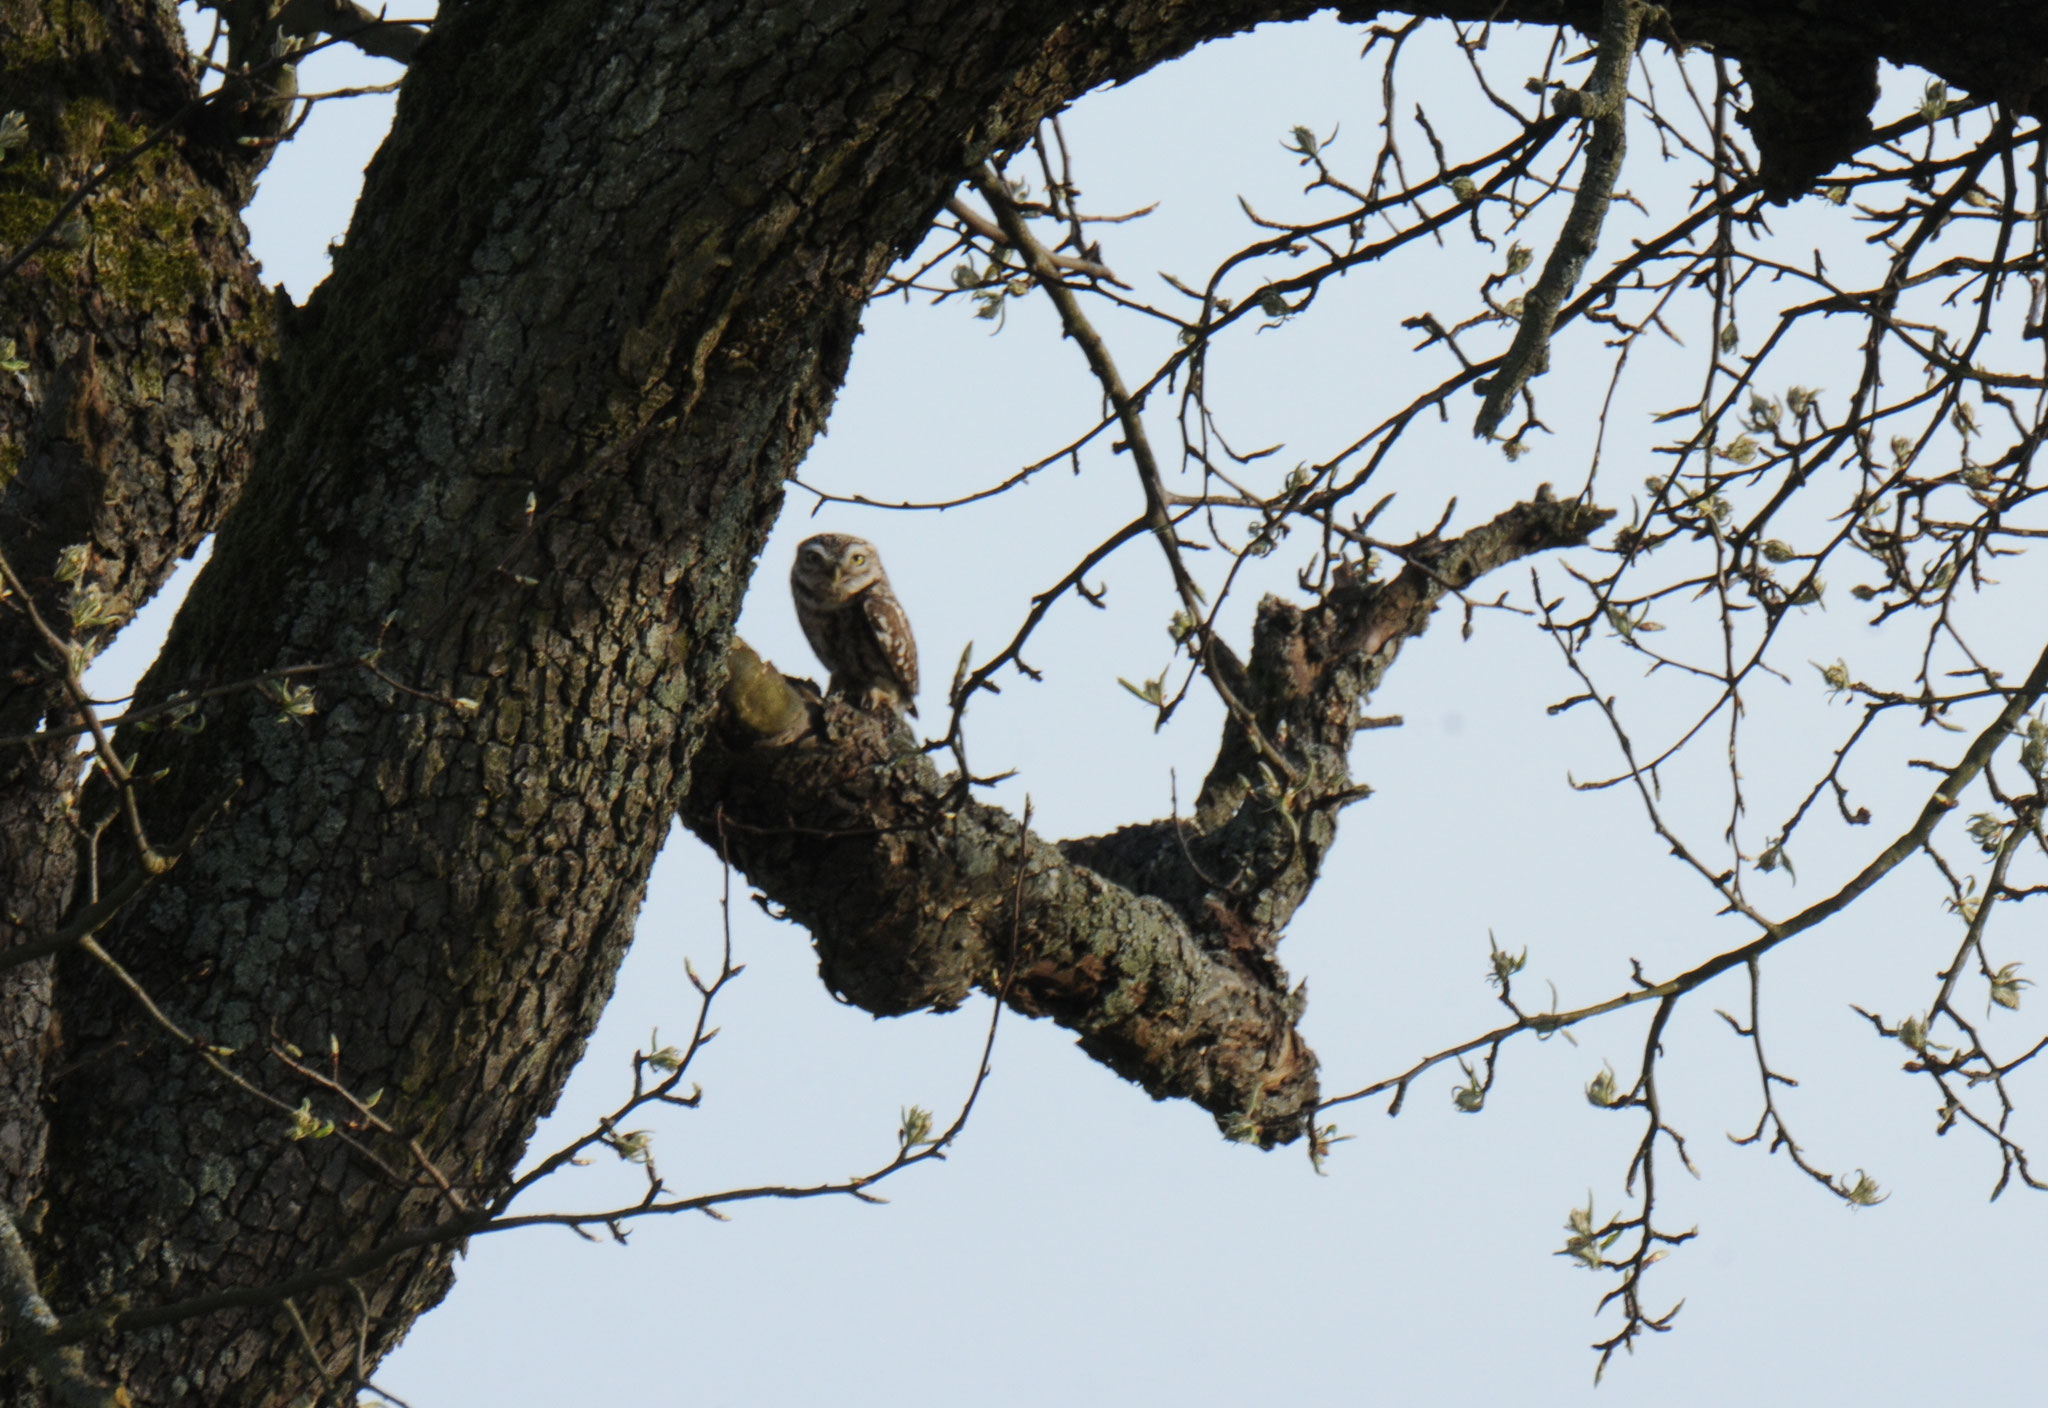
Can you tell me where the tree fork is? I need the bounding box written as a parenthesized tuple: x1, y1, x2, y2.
(685, 492, 1612, 1146)
(1, 0, 2040, 1401)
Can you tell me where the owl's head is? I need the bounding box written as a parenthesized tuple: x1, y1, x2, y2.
(790, 533, 888, 604)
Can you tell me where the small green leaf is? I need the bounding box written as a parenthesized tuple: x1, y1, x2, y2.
(899, 1104, 936, 1151)
(1990, 963, 2030, 1012)
(1718, 434, 1760, 465)
(1116, 674, 1165, 707)
(1965, 813, 2008, 854)
(1557, 1195, 1607, 1269)
(1814, 658, 1852, 698)
(1485, 933, 1527, 990)
(286, 1100, 335, 1142)
(1451, 1059, 1486, 1113)
(1585, 1063, 1620, 1108)
(1756, 841, 1795, 881)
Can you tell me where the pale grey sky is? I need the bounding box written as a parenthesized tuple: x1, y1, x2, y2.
(86, 11, 2048, 1404)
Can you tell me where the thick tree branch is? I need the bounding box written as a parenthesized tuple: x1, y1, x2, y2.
(682, 493, 1611, 1146)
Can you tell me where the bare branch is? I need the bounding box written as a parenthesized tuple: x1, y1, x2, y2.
(1474, 0, 1645, 439)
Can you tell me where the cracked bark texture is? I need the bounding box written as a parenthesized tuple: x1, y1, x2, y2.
(0, 0, 273, 1223)
(685, 494, 1612, 1146)
(0, 0, 2040, 1404)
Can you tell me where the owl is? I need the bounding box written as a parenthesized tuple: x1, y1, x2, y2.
(789, 533, 920, 716)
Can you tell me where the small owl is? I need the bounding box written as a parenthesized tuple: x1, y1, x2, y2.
(789, 533, 920, 716)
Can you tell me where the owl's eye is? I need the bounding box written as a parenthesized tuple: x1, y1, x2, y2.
(850, 553, 866, 565)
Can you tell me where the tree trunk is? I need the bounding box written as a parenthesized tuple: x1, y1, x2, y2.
(0, 0, 274, 1225)
(1, 0, 2043, 1402)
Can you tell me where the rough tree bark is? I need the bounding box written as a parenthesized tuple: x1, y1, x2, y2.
(0, 0, 276, 1225)
(0, 0, 2042, 1403)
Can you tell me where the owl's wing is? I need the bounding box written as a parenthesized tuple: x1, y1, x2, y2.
(861, 589, 919, 700)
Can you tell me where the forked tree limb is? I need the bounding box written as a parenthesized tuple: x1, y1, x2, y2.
(680, 490, 1613, 1145)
